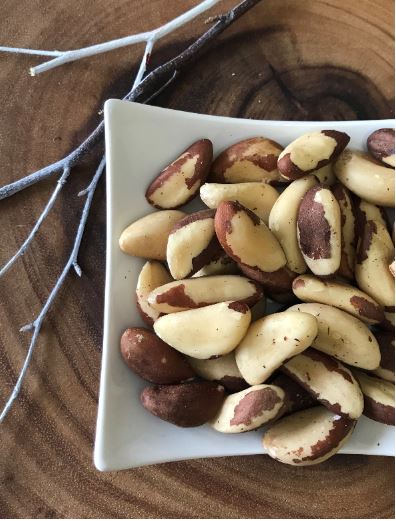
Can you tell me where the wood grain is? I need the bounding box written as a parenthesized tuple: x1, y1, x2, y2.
(0, 0, 394, 518)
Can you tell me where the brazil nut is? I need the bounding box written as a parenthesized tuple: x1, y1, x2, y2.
(136, 261, 173, 326)
(353, 370, 395, 426)
(367, 128, 395, 167)
(187, 352, 248, 392)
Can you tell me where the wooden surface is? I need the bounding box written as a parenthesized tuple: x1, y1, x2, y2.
(0, 0, 394, 518)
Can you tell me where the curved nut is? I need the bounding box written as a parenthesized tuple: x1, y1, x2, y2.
(269, 176, 317, 273)
(146, 139, 213, 209)
(367, 128, 395, 167)
(200, 182, 279, 224)
(120, 328, 195, 384)
(353, 370, 395, 426)
(235, 311, 318, 385)
(288, 303, 381, 370)
(355, 220, 395, 307)
(312, 163, 336, 185)
(119, 210, 186, 260)
(192, 252, 239, 277)
(166, 209, 222, 279)
(148, 275, 263, 313)
(332, 184, 356, 280)
(210, 137, 285, 184)
(270, 374, 317, 415)
(187, 352, 248, 392)
(262, 406, 356, 466)
(282, 348, 364, 420)
(140, 381, 225, 427)
(297, 185, 341, 275)
(214, 200, 286, 275)
(372, 331, 395, 383)
(292, 275, 385, 325)
(136, 261, 172, 326)
(209, 384, 285, 433)
(354, 198, 389, 238)
(277, 130, 350, 181)
(334, 150, 395, 207)
(154, 301, 251, 359)
(239, 264, 296, 296)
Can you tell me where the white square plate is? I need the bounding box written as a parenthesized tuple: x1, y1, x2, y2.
(94, 99, 394, 471)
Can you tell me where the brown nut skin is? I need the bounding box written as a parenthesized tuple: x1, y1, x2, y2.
(282, 348, 364, 420)
(262, 406, 356, 466)
(372, 331, 395, 382)
(277, 130, 350, 181)
(214, 200, 286, 275)
(367, 128, 395, 167)
(297, 185, 341, 276)
(210, 137, 285, 184)
(120, 328, 195, 384)
(140, 381, 225, 427)
(353, 370, 395, 426)
(146, 139, 213, 209)
(166, 209, 223, 280)
(332, 183, 357, 280)
(270, 373, 317, 416)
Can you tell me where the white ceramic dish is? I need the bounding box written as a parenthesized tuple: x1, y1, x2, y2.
(94, 99, 394, 471)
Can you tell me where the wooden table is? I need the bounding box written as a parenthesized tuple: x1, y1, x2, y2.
(0, 0, 394, 517)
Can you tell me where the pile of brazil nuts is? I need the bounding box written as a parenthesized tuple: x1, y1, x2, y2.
(119, 128, 395, 466)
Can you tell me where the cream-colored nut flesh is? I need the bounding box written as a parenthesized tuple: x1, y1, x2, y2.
(167, 212, 217, 279)
(154, 301, 251, 359)
(390, 261, 395, 277)
(211, 137, 284, 184)
(269, 176, 317, 273)
(262, 406, 355, 466)
(200, 182, 279, 224)
(148, 275, 262, 313)
(283, 349, 364, 419)
(312, 163, 336, 185)
(192, 254, 239, 277)
(297, 185, 341, 276)
(119, 210, 186, 260)
(215, 201, 286, 274)
(334, 150, 395, 207)
(280, 132, 338, 170)
(187, 352, 246, 389)
(353, 370, 395, 425)
(288, 303, 381, 370)
(136, 261, 172, 325)
(209, 384, 285, 433)
(235, 311, 318, 385)
(355, 221, 395, 307)
(292, 275, 384, 325)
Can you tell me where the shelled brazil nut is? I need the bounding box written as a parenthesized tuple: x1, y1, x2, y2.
(166, 209, 222, 279)
(154, 301, 251, 359)
(210, 137, 285, 184)
(187, 352, 248, 392)
(367, 128, 395, 167)
(136, 261, 172, 326)
(297, 184, 341, 276)
(277, 130, 350, 181)
(148, 275, 263, 313)
(353, 370, 395, 426)
(263, 406, 356, 466)
(146, 139, 213, 209)
(200, 182, 279, 224)
(288, 303, 381, 369)
(282, 348, 364, 420)
(292, 275, 385, 325)
(209, 384, 286, 433)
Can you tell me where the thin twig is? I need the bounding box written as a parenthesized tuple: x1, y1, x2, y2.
(0, 0, 262, 202)
(0, 46, 62, 57)
(12, 0, 220, 75)
(0, 158, 105, 422)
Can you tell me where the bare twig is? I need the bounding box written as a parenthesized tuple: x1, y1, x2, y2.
(0, 0, 263, 421)
(0, 0, 221, 76)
